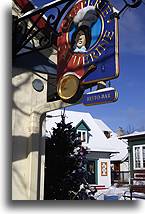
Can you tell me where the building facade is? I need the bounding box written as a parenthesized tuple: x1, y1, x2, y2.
(95, 119, 129, 185)
(120, 132, 145, 193)
(12, 0, 70, 200)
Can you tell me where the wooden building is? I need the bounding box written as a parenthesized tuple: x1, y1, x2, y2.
(119, 131, 145, 193)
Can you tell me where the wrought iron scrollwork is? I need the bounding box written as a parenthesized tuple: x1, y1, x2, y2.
(12, 0, 76, 61)
(123, 0, 142, 8)
(39, 33, 51, 48)
(13, 0, 143, 59)
(110, 0, 143, 20)
(47, 7, 61, 26)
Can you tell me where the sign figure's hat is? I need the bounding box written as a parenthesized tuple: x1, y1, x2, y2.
(71, 6, 98, 50)
(74, 6, 99, 28)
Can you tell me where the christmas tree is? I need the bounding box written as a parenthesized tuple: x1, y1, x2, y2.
(44, 112, 88, 200)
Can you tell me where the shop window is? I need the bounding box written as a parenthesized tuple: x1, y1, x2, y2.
(133, 145, 145, 169)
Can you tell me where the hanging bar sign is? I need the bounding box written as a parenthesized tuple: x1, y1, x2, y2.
(57, 0, 119, 103)
(82, 87, 118, 106)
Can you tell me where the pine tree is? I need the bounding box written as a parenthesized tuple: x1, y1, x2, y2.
(44, 113, 88, 200)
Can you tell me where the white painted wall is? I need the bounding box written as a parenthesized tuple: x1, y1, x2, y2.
(12, 67, 70, 200)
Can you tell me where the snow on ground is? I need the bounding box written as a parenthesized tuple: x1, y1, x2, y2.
(94, 185, 145, 200)
(94, 185, 129, 200)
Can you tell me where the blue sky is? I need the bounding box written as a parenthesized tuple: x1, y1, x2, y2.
(33, 0, 145, 132)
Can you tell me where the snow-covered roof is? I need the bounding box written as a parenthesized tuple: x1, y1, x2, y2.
(46, 110, 117, 153)
(94, 119, 128, 161)
(87, 87, 114, 94)
(94, 119, 112, 133)
(107, 134, 128, 162)
(119, 131, 145, 139)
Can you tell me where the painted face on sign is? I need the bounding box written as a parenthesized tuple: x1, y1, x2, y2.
(75, 30, 86, 49)
(73, 27, 91, 53)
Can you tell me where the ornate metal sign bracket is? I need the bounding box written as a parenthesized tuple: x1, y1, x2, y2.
(110, 0, 142, 20)
(12, 0, 143, 61)
(12, 0, 76, 61)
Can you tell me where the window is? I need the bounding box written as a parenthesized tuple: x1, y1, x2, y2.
(133, 145, 145, 169)
(135, 147, 141, 168)
(104, 131, 111, 139)
(77, 131, 81, 140)
(143, 146, 145, 168)
(77, 130, 87, 143)
(82, 132, 86, 142)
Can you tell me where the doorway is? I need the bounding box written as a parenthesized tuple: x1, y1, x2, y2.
(87, 160, 96, 184)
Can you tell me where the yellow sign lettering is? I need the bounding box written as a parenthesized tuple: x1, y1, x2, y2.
(102, 4, 112, 17)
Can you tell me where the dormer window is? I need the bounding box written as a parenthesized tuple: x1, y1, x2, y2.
(77, 130, 87, 143)
(77, 131, 81, 140)
(76, 119, 91, 144)
(104, 131, 111, 139)
(82, 131, 86, 142)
